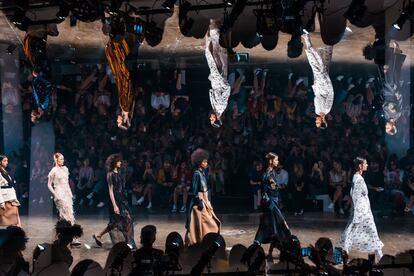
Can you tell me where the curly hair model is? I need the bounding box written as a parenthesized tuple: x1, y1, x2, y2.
(185, 148, 220, 245)
(93, 154, 135, 248)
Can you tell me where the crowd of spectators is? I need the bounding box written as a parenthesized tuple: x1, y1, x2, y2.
(1, 61, 413, 218)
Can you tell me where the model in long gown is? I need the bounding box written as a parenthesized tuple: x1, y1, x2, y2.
(48, 166, 75, 224)
(185, 169, 221, 246)
(254, 168, 291, 246)
(339, 173, 383, 261)
(206, 20, 231, 125)
(302, 33, 334, 127)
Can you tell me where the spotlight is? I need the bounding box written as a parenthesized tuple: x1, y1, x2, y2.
(108, 0, 120, 16)
(287, 34, 303, 58)
(144, 22, 163, 47)
(191, 233, 225, 275)
(6, 44, 16, 55)
(70, 15, 77, 27)
(56, 5, 70, 20)
(393, 2, 414, 30)
(241, 243, 266, 274)
(162, 0, 176, 10)
(224, 0, 235, 7)
(254, 9, 278, 36)
(234, 52, 249, 62)
(344, 0, 367, 24)
(10, 8, 28, 28)
(179, 1, 193, 35)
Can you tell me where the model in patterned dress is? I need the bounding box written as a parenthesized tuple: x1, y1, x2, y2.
(206, 19, 231, 128)
(338, 157, 383, 262)
(48, 153, 80, 246)
(302, 33, 334, 129)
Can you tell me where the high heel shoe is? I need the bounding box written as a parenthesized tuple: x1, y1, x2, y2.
(92, 234, 103, 247)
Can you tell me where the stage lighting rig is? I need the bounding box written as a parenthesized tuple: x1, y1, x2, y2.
(6, 44, 16, 55)
(344, 0, 367, 25)
(191, 234, 225, 275)
(10, 7, 29, 29)
(393, 2, 414, 30)
(56, 2, 70, 20)
(179, 0, 193, 35)
(254, 9, 279, 36)
(162, 0, 177, 10)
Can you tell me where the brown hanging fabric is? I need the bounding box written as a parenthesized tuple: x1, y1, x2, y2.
(105, 37, 135, 129)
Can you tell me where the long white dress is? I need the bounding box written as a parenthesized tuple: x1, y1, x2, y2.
(205, 27, 231, 120)
(303, 35, 334, 116)
(48, 166, 75, 225)
(339, 174, 383, 259)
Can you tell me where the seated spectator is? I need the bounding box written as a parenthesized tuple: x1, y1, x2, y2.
(172, 161, 192, 213)
(344, 92, 364, 124)
(385, 159, 405, 213)
(32, 221, 82, 275)
(404, 164, 414, 213)
(249, 161, 263, 211)
(0, 226, 29, 276)
(308, 161, 327, 204)
(136, 161, 155, 209)
(275, 163, 289, 209)
(77, 158, 94, 206)
(291, 163, 306, 216)
(170, 70, 190, 119)
(208, 152, 226, 195)
(93, 74, 111, 116)
(151, 90, 170, 116)
(328, 160, 347, 215)
(131, 225, 164, 275)
(157, 160, 176, 209)
(228, 69, 247, 116)
(86, 160, 106, 208)
(365, 159, 387, 216)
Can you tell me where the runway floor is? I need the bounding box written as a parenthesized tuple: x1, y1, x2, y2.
(15, 212, 414, 274)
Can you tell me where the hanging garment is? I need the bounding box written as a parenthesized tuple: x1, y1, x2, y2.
(205, 27, 231, 121)
(303, 34, 334, 116)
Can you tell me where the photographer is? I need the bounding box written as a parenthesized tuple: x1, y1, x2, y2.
(131, 225, 164, 275)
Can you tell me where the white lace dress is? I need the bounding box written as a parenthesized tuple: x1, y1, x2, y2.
(339, 174, 383, 258)
(303, 35, 334, 115)
(48, 166, 75, 224)
(205, 27, 231, 120)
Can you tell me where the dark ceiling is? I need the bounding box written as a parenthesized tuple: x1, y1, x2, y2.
(0, 0, 413, 67)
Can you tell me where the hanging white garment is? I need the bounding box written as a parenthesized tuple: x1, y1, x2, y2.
(303, 35, 334, 116)
(338, 174, 383, 258)
(205, 28, 231, 120)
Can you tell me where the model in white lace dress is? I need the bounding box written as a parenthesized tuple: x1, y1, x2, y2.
(302, 33, 334, 129)
(206, 19, 231, 128)
(47, 153, 75, 225)
(338, 157, 383, 262)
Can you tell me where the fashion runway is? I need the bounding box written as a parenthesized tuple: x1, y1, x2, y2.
(18, 212, 414, 274)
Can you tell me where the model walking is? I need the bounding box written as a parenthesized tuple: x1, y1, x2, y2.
(93, 154, 135, 248)
(339, 157, 383, 262)
(47, 153, 80, 246)
(253, 152, 291, 256)
(206, 19, 231, 128)
(0, 155, 21, 227)
(302, 32, 334, 129)
(185, 148, 221, 245)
